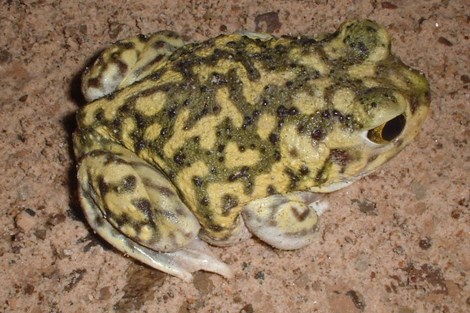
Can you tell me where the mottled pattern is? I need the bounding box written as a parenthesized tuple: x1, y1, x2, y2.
(74, 20, 429, 278)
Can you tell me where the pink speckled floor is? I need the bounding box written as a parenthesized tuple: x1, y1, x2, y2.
(1, 1, 468, 312)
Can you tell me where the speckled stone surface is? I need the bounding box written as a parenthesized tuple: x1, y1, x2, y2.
(1, 1, 468, 312)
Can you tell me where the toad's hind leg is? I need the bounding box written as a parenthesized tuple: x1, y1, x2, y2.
(77, 146, 232, 281)
(82, 31, 184, 101)
(242, 192, 328, 250)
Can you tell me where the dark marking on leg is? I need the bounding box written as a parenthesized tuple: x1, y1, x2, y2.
(267, 185, 277, 195)
(300, 165, 310, 176)
(98, 175, 109, 195)
(142, 178, 176, 198)
(222, 194, 239, 216)
(291, 206, 310, 222)
(121, 175, 137, 192)
(132, 198, 154, 222)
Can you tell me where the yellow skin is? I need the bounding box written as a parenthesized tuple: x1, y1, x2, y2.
(74, 20, 430, 281)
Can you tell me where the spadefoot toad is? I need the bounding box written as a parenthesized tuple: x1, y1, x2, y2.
(74, 20, 430, 281)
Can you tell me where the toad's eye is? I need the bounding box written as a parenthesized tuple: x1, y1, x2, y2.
(367, 114, 406, 144)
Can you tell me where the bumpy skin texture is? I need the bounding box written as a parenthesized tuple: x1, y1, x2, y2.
(74, 20, 430, 280)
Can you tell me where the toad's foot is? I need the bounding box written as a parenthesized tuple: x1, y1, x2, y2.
(81, 197, 232, 281)
(242, 192, 327, 250)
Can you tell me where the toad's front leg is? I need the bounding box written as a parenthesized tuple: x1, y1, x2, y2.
(242, 192, 327, 250)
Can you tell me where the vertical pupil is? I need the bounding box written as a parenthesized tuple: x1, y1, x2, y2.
(382, 114, 406, 141)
